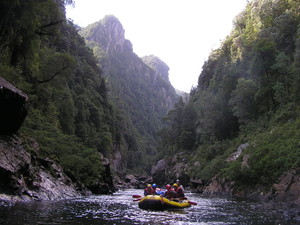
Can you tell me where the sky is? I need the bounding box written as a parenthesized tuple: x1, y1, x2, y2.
(66, 0, 248, 92)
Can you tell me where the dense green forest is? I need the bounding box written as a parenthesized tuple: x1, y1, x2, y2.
(0, 0, 118, 192)
(159, 0, 300, 190)
(0, 0, 178, 192)
(2, 0, 300, 195)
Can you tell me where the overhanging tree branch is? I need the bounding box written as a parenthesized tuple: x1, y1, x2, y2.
(36, 64, 69, 84)
(35, 20, 63, 36)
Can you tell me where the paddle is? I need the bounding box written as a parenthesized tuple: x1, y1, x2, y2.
(188, 201, 197, 205)
(133, 198, 142, 201)
(132, 195, 142, 198)
(179, 197, 197, 205)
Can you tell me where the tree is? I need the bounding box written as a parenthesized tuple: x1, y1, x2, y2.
(229, 78, 258, 124)
(163, 97, 185, 150)
(271, 52, 293, 105)
(180, 103, 197, 150)
(292, 26, 300, 101)
(251, 39, 277, 111)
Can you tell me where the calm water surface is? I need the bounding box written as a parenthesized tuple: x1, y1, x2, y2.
(0, 189, 298, 224)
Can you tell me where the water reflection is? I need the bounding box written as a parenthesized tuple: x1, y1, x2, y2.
(0, 189, 298, 224)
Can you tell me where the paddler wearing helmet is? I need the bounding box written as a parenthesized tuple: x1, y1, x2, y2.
(163, 184, 177, 199)
(173, 182, 184, 198)
(144, 184, 155, 196)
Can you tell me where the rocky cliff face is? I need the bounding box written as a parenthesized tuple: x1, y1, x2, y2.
(151, 152, 190, 187)
(0, 77, 90, 205)
(142, 55, 170, 82)
(81, 15, 178, 113)
(80, 15, 178, 176)
(0, 135, 89, 206)
(84, 16, 133, 54)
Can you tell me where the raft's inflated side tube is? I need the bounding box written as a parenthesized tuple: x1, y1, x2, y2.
(138, 195, 191, 211)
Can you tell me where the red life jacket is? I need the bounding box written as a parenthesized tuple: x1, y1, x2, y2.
(144, 187, 155, 196)
(164, 188, 177, 199)
(176, 186, 184, 198)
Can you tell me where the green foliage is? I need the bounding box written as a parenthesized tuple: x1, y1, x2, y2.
(229, 78, 258, 124)
(237, 116, 300, 187)
(188, 141, 234, 182)
(160, 0, 300, 190)
(158, 97, 197, 152)
(2, 0, 300, 193)
(0, 0, 117, 190)
(21, 108, 105, 188)
(221, 160, 243, 182)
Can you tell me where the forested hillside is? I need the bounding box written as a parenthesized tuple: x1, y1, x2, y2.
(3, 0, 299, 200)
(0, 0, 117, 193)
(0, 0, 179, 195)
(159, 0, 300, 194)
(80, 16, 178, 174)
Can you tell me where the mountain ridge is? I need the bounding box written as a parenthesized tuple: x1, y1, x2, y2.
(80, 15, 178, 175)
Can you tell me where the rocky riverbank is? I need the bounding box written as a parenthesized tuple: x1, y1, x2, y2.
(147, 150, 300, 221)
(0, 77, 119, 206)
(0, 135, 90, 206)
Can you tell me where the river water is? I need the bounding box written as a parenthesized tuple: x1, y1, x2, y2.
(0, 189, 298, 224)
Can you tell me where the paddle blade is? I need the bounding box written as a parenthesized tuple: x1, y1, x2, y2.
(133, 198, 142, 201)
(132, 195, 142, 198)
(188, 201, 197, 205)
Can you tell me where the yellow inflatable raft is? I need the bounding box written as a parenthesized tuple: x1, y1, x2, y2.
(138, 195, 191, 210)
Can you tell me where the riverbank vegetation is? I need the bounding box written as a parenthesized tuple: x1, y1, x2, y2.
(1, 0, 300, 194)
(0, 0, 177, 191)
(0, 0, 116, 191)
(158, 0, 300, 189)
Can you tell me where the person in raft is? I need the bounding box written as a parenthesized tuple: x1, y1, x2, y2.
(144, 184, 155, 196)
(163, 184, 177, 199)
(176, 179, 185, 191)
(173, 183, 185, 198)
(152, 183, 157, 194)
(152, 183, 165, 195)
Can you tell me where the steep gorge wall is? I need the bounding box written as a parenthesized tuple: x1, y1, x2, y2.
(0, 77, 90, 205)
(0, 77, 117, 205)
(81, 16, 179, 176)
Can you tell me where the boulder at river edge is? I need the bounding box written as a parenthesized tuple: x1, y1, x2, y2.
(0, 77, 29, 135)
(151, 152, 190, 187)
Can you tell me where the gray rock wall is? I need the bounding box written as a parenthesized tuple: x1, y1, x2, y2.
(0, 135, 89, 206)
